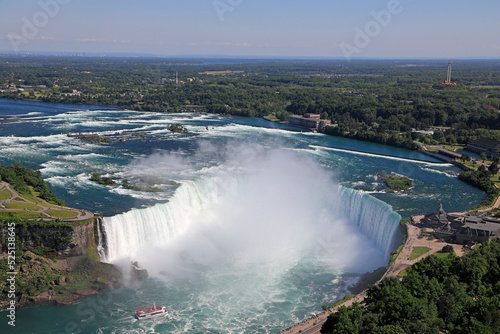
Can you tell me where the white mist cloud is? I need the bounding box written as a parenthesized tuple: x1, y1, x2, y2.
(123, 143, 387, 279)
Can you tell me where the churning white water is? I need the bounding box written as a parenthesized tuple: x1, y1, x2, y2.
(101, 148, 401, 276)
(0, 99, 484, 334)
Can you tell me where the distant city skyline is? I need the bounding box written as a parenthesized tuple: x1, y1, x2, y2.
(0, 0, 499, 59)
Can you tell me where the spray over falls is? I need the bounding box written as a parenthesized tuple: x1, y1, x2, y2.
(100, 148, 401, 277)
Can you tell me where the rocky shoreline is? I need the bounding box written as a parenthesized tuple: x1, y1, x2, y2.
(0, 248, 123, 311)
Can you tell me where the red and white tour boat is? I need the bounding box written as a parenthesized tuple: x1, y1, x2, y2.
(135, 304, 168, 320)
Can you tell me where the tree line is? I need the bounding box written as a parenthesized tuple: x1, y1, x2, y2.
(1, 57, 500, 148)
(321, 240, 500, 334)
(0, 163, 65, 206)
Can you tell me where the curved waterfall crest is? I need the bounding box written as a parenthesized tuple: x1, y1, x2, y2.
(101, 175, 239, 263)
(101, 172, 401, 264)
(336, 186, 401, 256)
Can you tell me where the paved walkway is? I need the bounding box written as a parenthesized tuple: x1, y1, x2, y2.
(0, 181, 93, 221)
(478, 185, 500, 212)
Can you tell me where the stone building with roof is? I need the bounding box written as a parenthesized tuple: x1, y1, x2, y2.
(288, 114, 331, 132)
(419, 204, 500, 244)
(455, 219, 500, 244)
(422, 204, 449, 228)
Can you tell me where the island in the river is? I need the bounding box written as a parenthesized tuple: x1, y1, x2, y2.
(382, 175, 413, 191)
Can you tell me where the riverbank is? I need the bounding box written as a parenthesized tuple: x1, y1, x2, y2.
(279, 220, 466, 334)
(0, 250, 122, 310)
(0, 176, 124, 310)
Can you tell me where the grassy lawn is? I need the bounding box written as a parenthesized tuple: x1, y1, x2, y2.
(323, 294, 356, 310)
(0, 188, 12, 201)
(46, 209, 79, 219)
(28, 186, 40, 197)
(442, 145, 463, 151)
(333, 294, 355, 307)
(399, 251, 452, 277)
(23, 192, 62, 209)
(264, 114, 280, 122)
(462, 160, 478, 170)
(0, 211, 46, 219)
(0, 183, 85, 221)
(432, 251, 453, 259)
(490, 174, 500, 188)
(409, 246, 431, 260)
(388, 240, 405, 267)
(398, 268, 408, 277)
(4, 200, 42, 211)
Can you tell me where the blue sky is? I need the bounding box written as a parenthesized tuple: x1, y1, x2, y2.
(0, 0, 499, 58)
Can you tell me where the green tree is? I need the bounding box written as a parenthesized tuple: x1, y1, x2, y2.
(321, 304, 364, 334)
(90, 172, 101, 182)
(460, 153, 471, 162)
(441, 245, 454, 253)
(488, 161, 499, 175)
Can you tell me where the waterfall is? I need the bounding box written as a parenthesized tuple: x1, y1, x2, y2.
(101, 172, 402, 265)
(337, 187, 402, 256)
(101, 176, 238, 263)
(95, 216, 108, 260)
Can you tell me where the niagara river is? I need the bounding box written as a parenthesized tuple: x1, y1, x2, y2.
(0, 98, 485, 333)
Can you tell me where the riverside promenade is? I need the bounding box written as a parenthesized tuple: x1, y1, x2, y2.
(0, 181, 94, 221)
(278, 220, 465, 334)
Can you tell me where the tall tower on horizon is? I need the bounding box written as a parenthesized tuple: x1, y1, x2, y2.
(443, 60, 457, 85)
(447, 60, 452, 83)
(176, 71, 178, 84)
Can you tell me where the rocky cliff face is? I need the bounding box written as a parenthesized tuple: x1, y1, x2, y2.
(0, 218, 97, 257)
(60, 218, 96, 257)
(0, 217, 124, 310)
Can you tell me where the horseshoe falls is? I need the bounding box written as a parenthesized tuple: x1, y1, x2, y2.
(0, 99, 485, 334)
(102, 169, 402, 269)
(99, 148, 402, 333)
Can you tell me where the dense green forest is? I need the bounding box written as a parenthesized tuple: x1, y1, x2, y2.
(459, 166, 500, 208)
(321, 240, 500, 334)
(1, 57, 500, 150)
(0, 163, 65, 206)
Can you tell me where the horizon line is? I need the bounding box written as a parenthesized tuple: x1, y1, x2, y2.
(0, 51, 499, 61)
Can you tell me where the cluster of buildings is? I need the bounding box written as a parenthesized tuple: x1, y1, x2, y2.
(419, 204, 500, 244)
(2, 83, 17, 89)
(1, 83, 48, 92)
(288, 113, 331, 132)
